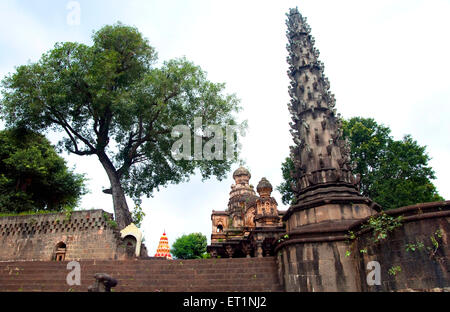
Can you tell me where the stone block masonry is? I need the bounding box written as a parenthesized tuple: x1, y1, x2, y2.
(0, 209, 125, 261)
(276, 201, 450, 291)
(0, 257, 283, 292)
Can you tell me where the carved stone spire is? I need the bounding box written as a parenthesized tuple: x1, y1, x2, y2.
(286, 7, 360, 204)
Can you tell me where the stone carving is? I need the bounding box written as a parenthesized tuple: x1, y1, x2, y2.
(208, 167, 284, 258)
(88, 273, 118, 292)
(285, 7, 361, 201)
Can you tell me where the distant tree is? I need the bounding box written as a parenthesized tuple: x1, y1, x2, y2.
(277, 117, 444, 209)
(276, 156, 296, 206)
(0, 127, 86, 213)
(171, 232, 208, 259)
(0, 23, 243, 228)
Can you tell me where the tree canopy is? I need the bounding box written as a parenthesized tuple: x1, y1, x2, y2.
(0, 127, 86, 213)
(0, 22, 244, 228)
(277, 117, 444, 209)
(171, 232, 208, 259)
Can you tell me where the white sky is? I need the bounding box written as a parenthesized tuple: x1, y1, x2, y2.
(0, 0, 449, 255)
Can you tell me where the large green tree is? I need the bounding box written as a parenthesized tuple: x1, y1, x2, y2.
(0, 127, 86, 213)
(171, 232, 208, 259)
(1, 23, 243, 228)
(277, 117, 444, 209)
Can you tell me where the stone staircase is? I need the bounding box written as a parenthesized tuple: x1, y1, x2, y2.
(0, 257, 284, 292)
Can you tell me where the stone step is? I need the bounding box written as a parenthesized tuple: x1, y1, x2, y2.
(0, 257, 277, 267)
(0, 267, 279, 275)
(0, 257, 283, 292)
(0, 285, 284, 292)
(0, 277, 280, 285)
(0, 264, 277, 270)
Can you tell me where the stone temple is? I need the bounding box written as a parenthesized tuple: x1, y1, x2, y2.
(0, 7, 448, 292)
(207, 167, 285, 258)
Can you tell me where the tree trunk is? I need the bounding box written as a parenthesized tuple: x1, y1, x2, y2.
(97, 152, 133, 229)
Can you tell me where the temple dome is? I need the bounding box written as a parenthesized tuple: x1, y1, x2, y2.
(257, 177, 272, 192)
(233, 166, 251, 179)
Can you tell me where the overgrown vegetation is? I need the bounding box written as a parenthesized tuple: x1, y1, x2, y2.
(131, 204, 145, 228)
(388, 265, 402, 276)
(103, 212, 118, 229)
(406, 229, 444, 260)
(345, 212, 403, 257)
(361, 212, 403, 243)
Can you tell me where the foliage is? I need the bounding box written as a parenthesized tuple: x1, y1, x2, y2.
(0, 210, 61, 218)
(405, 229, 442, 260)
(345, 212, 402, 256)
(63, 206, 74, 223)
(0, 22, 244, 227)
(201, 252, 211, 259)
(277, 117, 443, 209)
(341, 117, 391, 197)
(427, 229, 443, 259)
(131, 204, 145, 228)
(103, 212, 118, 229)
(276, 157, 296, 205)
(343, 118, 443, 209)
(361, 212, 403, 243)
(0, 127, 86, 213)
(388, 265, 402, 276)
(171, 232, 208, 259)
(276, 234, 289, 244)
(405, 241, 425, 252)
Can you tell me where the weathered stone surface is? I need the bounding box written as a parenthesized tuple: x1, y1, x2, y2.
(0, 257, 283, 292)
(276, 201, 450, 291)
(0, 210, 133, 261)
(88, 273, 118, 292)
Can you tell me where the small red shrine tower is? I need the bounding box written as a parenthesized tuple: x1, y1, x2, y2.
(154, 231, 172, 260)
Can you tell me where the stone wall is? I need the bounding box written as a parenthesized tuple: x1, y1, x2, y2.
(0, 209, 126, 261)
(276, 201, 450, 291)
(354, 202, 450, 291)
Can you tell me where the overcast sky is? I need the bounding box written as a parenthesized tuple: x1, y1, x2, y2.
(1, 0, 449, 255)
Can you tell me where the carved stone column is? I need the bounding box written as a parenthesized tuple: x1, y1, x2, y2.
(209, 249, 218, 258)
(225, 245, 234, 258)
(242, 243, 252, 258)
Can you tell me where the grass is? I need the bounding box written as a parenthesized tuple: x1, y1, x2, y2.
(0, 210, 61, 218)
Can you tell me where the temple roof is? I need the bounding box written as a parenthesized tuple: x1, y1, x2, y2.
(257, 177, 273, 193)
(233, 166, 251, 179)
(229, 193, 259, 209)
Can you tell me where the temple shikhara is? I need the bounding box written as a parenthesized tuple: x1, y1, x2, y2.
(154, 231, 173, 259)
(207, 167, 284, 258)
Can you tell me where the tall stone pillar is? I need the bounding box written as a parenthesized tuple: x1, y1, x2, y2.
(276, 7, 380, 292)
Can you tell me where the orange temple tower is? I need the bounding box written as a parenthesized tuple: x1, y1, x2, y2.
(154, 232, 172, 259)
